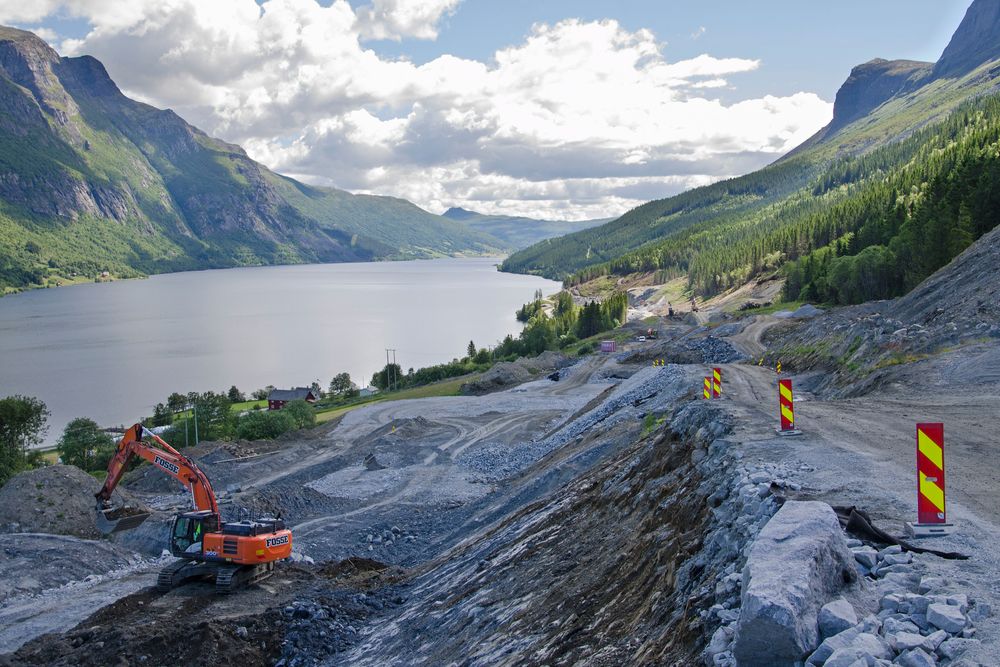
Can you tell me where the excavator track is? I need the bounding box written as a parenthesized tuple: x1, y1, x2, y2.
(156, 559, 220, 592)
(215, 562, 275, 593)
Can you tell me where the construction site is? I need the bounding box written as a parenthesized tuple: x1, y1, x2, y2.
(1, 228, 998, 666)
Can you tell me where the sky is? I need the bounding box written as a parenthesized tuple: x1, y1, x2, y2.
(0, 0, 975, 220)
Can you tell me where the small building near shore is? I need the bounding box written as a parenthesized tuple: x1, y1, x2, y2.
(267, 387, 318, 411)
(358, 386, 379, 398)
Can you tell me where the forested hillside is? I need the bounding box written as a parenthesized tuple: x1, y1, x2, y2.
(501, 0, 1000, 305)
(0, 27, 498, 291)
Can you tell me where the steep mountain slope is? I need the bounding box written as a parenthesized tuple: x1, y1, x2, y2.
(0, 27, 498, 290)
(501, 0, 1000, 287)
(441, 207, 611, 250)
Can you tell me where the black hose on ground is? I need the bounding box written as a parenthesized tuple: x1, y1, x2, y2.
(833, 505, 969, 560)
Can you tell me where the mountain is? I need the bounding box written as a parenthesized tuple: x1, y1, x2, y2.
(441, 207, 611, 250)
(0, 27, 500, 291)
(501, 0, 1000, 294)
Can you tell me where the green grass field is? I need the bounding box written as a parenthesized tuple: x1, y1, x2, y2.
(314, 376, 471, 424)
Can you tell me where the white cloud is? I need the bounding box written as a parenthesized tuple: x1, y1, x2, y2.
(355, 0, 460, 41)
(8, 2, 834, 220)
(690, 25, 706, 40)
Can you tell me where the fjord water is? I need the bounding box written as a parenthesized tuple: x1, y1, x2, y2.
(0, 258, 560, 445)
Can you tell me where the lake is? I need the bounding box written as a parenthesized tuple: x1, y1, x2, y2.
(0, 258, 560, 446)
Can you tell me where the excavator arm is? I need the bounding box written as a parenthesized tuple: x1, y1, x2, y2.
(95, 423, 219, 533)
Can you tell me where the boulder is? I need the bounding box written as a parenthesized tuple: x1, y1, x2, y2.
(819, 598, 858, 638)
(927, 603, 966, 633)
(733, 501, 857, 666)
(852, 546, 878, 570)
(937, 637, 979, 660)
(895, 648, 937, 667)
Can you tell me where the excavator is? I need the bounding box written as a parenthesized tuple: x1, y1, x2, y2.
(94, 423, 293, 592)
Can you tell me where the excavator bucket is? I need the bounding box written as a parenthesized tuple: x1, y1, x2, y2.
(95, 503, 151, 534)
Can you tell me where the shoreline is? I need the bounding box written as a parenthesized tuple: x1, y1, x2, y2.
(0, 252, 513, 299)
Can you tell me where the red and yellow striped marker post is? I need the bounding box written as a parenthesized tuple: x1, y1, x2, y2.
(712, 367, 722, 398)
(910, 423, 952, 537)
(776, 379, 801, 436)
(703, 377, 712, 400)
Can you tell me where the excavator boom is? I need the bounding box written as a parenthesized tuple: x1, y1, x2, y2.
(95, 423, 219, 533)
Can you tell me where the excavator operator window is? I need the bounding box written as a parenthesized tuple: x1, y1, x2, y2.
(171, 517, 195, 555)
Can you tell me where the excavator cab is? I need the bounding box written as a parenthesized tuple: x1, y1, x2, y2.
(170, 510, 219, 559)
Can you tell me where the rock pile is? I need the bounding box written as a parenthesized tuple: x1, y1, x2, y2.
(803, 542, 989, 667)
(733, 501, 859, 665)
(703, 487, 990, 667)
(0, 464, 118, 539)
(461, 352, 570, 395)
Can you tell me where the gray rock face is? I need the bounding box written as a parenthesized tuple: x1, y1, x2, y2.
(733, 501, 857, 666)
(934, 0, 1000, 78)
(926, 603, 967, 633)
(819, 598, 858, 639)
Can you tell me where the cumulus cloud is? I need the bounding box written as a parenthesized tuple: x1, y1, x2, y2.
(5, 1, 833, 220)
(355, 0, 460, 40)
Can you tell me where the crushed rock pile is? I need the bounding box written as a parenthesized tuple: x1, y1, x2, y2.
(0, 465, 121, 539)
(461, 351, 570, 395)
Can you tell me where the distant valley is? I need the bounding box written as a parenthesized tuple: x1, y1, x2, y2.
(442, 207, 611, 250)
(0, 27, 503, 291)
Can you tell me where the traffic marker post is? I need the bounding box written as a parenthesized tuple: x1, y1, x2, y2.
(703, 377, 712, 400)
(909, 423, 952, 537)
(712, 367, 722, 398)
(776, 379, 802, 436)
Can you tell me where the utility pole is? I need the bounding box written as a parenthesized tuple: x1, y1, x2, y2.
(391, 349, 398, 391)
(385, 348, 398, 391)
(192, 403, 199, 447)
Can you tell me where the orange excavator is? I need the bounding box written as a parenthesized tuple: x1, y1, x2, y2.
(95, 423, 293, 592)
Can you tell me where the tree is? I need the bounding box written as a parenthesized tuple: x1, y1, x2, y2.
(282, 399, 316, 430)
(186, 391, 234, 441)
(166, 392, 187, 414)
(372, 363, 403, 391)
(0, 395, 49, 485)
(227, 385, 245, 403)
(236, 410, 295, 440)
(467, 340, 477, 358)
(251, 387, 271, 401)
(310, 381, 323, 398)
(57, 417, 115, 472)
(151, 402, 173, 427)
(329, 372, 353, 396)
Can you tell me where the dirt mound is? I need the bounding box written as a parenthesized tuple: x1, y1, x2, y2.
(2, 588, 285, 667)
(461, 352, 570, 395)
(367, 416, 435, 440)
(0, 465, 125, 539)
(461, 361, 532, 394)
